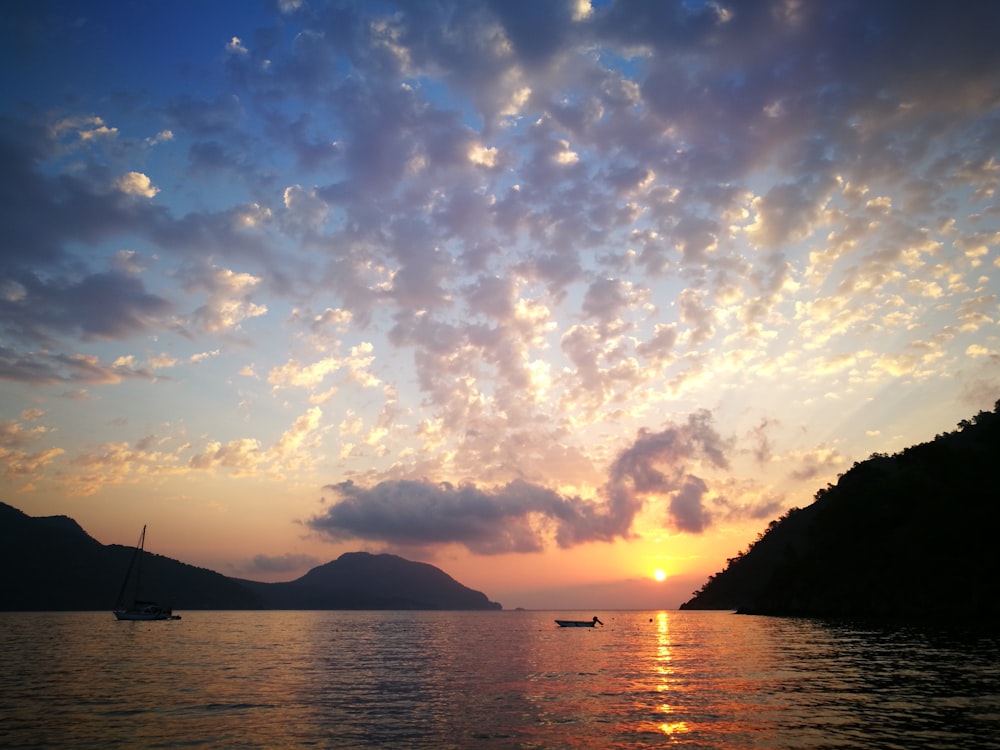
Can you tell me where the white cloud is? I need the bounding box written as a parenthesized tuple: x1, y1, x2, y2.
(146, 129, 174, 145)
(468, 143, 499, 167)
(115, 172, 158, 198)
(187, 266, 268, 334)
(226, 36, 248, 55)
(268, 357, 342, 391)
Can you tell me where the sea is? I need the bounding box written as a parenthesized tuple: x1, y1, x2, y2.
(1, 610, 998, 749)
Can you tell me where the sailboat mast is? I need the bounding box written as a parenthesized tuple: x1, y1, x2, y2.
(114, 525, 146, 609)
(134, 525, 146, 604)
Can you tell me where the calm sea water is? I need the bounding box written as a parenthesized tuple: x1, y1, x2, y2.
(1, 610, 998, 748)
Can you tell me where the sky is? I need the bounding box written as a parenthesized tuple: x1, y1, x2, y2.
(1, 0, 998, 610)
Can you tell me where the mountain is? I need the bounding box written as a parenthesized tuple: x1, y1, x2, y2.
(0, 503, 264, 611)
(681, 401, 1000, 624)
(239, 552, 502, 610)
(0, 504, 501, 611)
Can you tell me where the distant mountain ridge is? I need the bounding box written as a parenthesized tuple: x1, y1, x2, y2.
(681, 401, 1000, 624)
(235, 552, 500, 610)
(0, 504, 501, 611)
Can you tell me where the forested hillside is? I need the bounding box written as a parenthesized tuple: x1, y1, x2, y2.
(681, 401, 1000, 623)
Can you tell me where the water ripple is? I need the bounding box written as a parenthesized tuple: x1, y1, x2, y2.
(2, 610, 998, 748)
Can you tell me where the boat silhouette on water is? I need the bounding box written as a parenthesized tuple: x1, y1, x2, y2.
(112, 525, 180, 621)
(555, 616, 603, 627)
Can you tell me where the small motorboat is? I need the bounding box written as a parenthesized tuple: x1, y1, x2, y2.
(555, 616, 603, 627)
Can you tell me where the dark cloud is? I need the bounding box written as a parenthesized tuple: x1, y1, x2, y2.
(311, 478, 588, 554)
(0, 119, 164, 271)
(672, 215, 718, 263)
(0, 345, 152, 385)
(311, 411, 737, 552)
(485, 0, 576, 69)
(747, 417, 777, 464)
(747, 181, 829, 248)
(0, 270, 170, 345)
(670, 475, 711, 533)
(635, 323, 678, 362)
(604, 0, 1000, 185)
(581, 277, 634, 328)
(465, 275, 515, 320)
(385, 217, 454, 310)
(606, 409, 731, 534)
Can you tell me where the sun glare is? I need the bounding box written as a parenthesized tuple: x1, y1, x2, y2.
(653, 569, 667, 582)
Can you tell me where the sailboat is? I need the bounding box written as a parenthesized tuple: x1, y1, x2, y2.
(113, 525, 180, 621)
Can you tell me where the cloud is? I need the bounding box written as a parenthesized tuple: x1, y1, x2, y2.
(68, 439, 184, 496)
(310, 410, 734, 553)
(273, 406, 324, 465)
(787, 443, 847, 483)
(147, 353, 178, 370)
(115, 171, 159, 198)
(309, 307, 353, 333)
(635, 323, 678, 362)
(677, 289, 715, 346)
(189, 349, 219, 364)
(670, 475, 711, 533)
(226, 37, 249, 56)
(146, 129, 174, 145)
(581, 277, 645, 331)
(0, 119, 160, 270)
(0, 347, 154, 385)
(966, 344, 996, 359)
(51, 115, 118, 141)
(0, 271, 171, 345)
(0, 415, 64, 489)
(311, 478, 584, 554)
(49, 404, 330, 496)
(269, 357, 342, 391)
(605, 409, 730, 535)
(746, 417, 777, 464)
(187, 438, 265, 476)
(746, 181, 830, 248)
(267, 344, 379, 401)
(182, 264, 268, 335)
(282, 184, 330, 234)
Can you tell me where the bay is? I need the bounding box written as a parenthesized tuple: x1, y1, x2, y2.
(1, 610, 998, 748)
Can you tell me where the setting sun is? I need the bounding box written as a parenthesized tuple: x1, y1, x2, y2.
(653, 569, 667, 582)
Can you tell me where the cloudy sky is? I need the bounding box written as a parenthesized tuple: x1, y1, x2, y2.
(2, 0, 998, 609)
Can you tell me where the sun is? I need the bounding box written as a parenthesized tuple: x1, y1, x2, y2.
(653, 569, 667, 582)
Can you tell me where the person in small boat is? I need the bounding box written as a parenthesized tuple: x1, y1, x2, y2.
(592, 616, 603, 626)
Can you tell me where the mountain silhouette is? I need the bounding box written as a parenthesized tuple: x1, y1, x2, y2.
(0, 504, 501, 611)
(236, 552, 501, 610)
(681, 400, 1000, 623)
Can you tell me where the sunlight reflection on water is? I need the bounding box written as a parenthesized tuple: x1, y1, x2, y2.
(1, 610, 998, 748)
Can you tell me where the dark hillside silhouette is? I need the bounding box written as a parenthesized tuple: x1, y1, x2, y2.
(682, 401, 1000, 623)
(0, 504, 263, 610)
(0, 505, 501, 611)
(238, 552, 502, 610)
